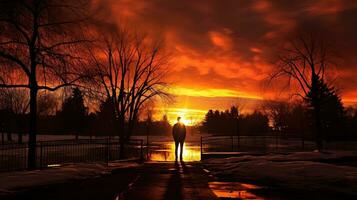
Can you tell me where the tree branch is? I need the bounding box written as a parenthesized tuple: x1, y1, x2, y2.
(0, 84, 29, 88)
(0, 51, 30, 76)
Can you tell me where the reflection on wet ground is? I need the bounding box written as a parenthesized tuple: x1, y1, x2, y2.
(207, 180, 357, 200)
(209, 182, 263, 199)
(148, 142, 201, 161)
(119, 162, 218, 200)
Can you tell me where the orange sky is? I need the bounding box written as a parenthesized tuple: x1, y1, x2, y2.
(97, 0, 357, 123)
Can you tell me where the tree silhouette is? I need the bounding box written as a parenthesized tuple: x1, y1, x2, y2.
(263, 101, 290, 132)
(160, 114, 171, 134)
(305, 77, 345, 141)
(0, 109, 15, 143)
(272, 32, 340, 150)
(94, 98, 116, 136)
(58, 88, 88, 140)
(345, 107, 357, 139)
(263, 100, 309, 137)
(89, 27, 171, 158)
(0, 0, 91, 169)
(239, 111, 269, 134)
(201, 106, 269, 135)
(0, 88, 28, 143)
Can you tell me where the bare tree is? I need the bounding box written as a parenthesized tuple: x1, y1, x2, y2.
(37, 92, 58, 116)
(271, 32, 337, 150)
(0, 88, 29, 143)
(143, 103, 154, 160)
(0, 0, 91, 169)
(262, 100, 290, 132)
(0, 88, 29, 114)
(89, 28, 171, 158)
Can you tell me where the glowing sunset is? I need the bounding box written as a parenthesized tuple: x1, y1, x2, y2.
(96, 0, 357, 123)
(1, 0, 357, 200)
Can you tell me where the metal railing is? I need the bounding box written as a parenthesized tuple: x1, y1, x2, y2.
(0, 138, 143, 172)
(200, 135, 316, 156)
(0, 143, 27, 171)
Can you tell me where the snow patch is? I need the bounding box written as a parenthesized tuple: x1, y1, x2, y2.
(0, 162, 140, 195)
(203, 151, 357, 196)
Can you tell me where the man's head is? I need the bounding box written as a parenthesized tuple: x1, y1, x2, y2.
(177, 117, 181, 123)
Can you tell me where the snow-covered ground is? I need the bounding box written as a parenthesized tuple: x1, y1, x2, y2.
(202, 151, 357, 196)
(0, 162, 140, 196)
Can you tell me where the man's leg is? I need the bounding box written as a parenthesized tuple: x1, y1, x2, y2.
(175, 141, 179, 161)
(179, 141, 184, 161)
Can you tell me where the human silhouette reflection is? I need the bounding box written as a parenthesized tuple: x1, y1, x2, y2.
(172, 117, 186, 161)
(164, 161, 184, 200)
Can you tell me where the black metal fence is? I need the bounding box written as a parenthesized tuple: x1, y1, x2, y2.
(0, 143, 28, 171)
(0, 138, 143, 172)
(201, 135, 316, 155)
(201, 135, 357, 157)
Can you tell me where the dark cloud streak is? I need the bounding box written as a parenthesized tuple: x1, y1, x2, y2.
(97, 0, 357, 102)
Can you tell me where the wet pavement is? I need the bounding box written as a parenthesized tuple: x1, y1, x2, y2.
(121, 162, 218, 200)
(0, 162, 356, 200)
(208, 182, 264, 199)
(2, 162, 219, 200)
(4, 161, 355, 200)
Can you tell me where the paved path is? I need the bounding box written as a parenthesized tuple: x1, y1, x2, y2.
(121, 162, 219, 200)
(3, 162, 219, 200)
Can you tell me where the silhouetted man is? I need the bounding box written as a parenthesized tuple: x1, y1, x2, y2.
(172, 117, 186, 161)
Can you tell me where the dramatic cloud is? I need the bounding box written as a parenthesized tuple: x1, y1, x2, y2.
(97, 0, 357, 120)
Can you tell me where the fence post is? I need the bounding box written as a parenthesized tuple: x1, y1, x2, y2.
(231, 135, 234, 152)
(140, 140, 144, 162)
(39, 143, 43, 169)
(105, 138, 109, 166)
(146, 134, 149, 161)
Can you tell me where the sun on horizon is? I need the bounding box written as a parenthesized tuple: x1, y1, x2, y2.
(168, 108, 195, 126)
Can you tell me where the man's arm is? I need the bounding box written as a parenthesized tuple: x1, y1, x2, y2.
(172, 124, 177, 135)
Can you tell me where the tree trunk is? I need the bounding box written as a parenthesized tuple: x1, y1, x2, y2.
(119, 136, 125, 159)
(118, 116, 125, 159)
(28, 86, 38, 170)
(314, 105, 323, 151)
(119, 119, 125, 159)
(146, 122, 150, 160)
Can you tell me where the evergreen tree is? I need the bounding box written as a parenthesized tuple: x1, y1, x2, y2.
(58, 88, 88, 140)
(95, 98, 116, 136)
(200, 106, 270, 135)
(305, 77, 345, 141)
(160, 114, 171, 134)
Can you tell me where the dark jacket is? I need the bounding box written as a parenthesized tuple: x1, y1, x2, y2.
(172, 123, 186, 142)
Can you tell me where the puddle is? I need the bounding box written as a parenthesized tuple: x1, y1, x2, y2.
(149, 142, 201, 161)
(209, 182, 264, 199)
